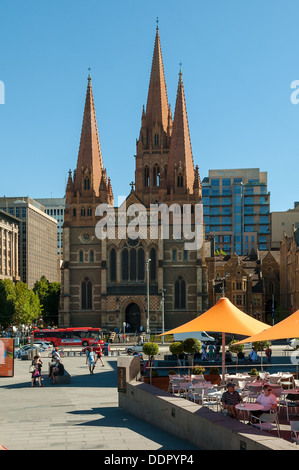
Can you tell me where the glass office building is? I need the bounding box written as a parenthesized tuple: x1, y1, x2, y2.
(202, 169, 270, 255)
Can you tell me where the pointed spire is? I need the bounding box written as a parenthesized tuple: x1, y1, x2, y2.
(74, 74, 104, 196)
(144, 25, 170, 137)
(167, 68, 195, 193)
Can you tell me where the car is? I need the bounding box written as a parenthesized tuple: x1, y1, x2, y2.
(289, 338, 299, 350)
(126, 345, 144, 355)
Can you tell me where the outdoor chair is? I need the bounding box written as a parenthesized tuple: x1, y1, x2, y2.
(284, 398, 299, 421)
(290, 421, 299, 444)
(179, 382, 192, 398)
(189, 387, 206, 404)
(294, 379, 299, 388)
(280, 376, 294, 389)
(192, 376, 205, 385)
(270, 387, 283, 412)
(247, 385, 262, 402)
(251, 410, 280, 437)
(169, 378, 184, 395)
(259, 372, 269, 381)
(202, 390, 221, 412)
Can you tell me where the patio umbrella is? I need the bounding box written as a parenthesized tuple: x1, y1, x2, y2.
(233, 308, 299, 345)
(161, 297, 270, 382)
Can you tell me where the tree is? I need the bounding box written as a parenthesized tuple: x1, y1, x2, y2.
(182, 338, 201, 368)
(228, 340, 245, 373)
(33, 276, 60, 325)
(0, 279, 16, 328)
(252, 340, 271, 372)
(169, 341, 184, 366)
(13, 282, 42, 326)
(143, 342, 159, 359)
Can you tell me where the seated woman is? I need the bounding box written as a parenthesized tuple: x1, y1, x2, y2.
(251, 385, 277, 423)
(51, 360, 64, 384)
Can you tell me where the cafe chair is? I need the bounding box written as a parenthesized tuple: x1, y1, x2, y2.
(259, 372, 269, 381)
(270, 387, 283, 412)
(179, 381, 192, 399)
(290, 421, 299, 444)
(170, 378, 184, 395)
(285, 398, 299, 422)
(251, 410, 280, 437)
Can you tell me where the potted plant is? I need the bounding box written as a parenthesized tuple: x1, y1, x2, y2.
(249, 368, 258, 376)
(204, 366, 221, 385)
(192, 365, 205, 375)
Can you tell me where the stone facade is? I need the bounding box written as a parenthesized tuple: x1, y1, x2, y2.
(0, 209, 20, 283)
(59, 27, 208, 332)
(280, 227, 299, 313)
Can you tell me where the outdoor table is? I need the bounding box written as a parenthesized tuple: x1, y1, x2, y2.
(236, 403, 264, 423)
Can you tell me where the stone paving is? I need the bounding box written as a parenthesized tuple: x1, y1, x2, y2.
(0, 354, 198, 451)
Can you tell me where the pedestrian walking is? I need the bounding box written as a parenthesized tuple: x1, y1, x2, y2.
(94, 343, 105, 367)
(88, 349, 96, 374)
(30, 355, 43, 387)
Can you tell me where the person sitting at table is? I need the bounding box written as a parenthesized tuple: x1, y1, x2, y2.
(221, 382, 242, 419)
(251, 385, 277, 423)
(248, 348, 258, 363)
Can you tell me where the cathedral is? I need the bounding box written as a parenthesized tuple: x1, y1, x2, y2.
(59, 26, 209, 332)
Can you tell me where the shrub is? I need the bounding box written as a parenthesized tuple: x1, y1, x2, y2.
(143, 342, 159, 358)
(192, 365, 205, 375)
(250, 368, 258, 375)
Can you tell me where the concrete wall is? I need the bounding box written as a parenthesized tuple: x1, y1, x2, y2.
(117, 356, 297, 451)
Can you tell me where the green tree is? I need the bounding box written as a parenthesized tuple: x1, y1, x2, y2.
(169, 341, 184, 366)
(182, 337, 201, 368)
(13, 282, 42, 326)
(228, 340, 245, 373)
(0, 279, 16, 328)
(33, 276, 60, 325)
(143, 342, 159, 359)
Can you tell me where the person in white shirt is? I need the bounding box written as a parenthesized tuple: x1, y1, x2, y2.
(251, 385, 277, 422)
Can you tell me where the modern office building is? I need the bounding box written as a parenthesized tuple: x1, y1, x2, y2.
(0, 197, 58, 288)
(35, 198, 65, 258)
(202, 168, 271, 255)
(0, 209, 20, 283)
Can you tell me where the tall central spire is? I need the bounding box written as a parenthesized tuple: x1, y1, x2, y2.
(144, 24, 170, 137)
(74, 75, 104, 196)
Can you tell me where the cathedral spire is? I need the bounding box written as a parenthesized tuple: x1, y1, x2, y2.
(167, 68, 195, 193)
(144, 24, 170, 139)
(74, 74, 104, 196)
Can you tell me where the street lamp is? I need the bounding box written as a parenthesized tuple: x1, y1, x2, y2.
(161, 288, 166, 344)
(145, 259, 151, 341)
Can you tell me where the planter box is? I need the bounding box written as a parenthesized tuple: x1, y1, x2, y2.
(144, 376, 169, 391)
(204, 374, 221, 385)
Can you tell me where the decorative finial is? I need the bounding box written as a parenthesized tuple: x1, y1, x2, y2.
(156, 17, 159, 29)
(88, 67, 91, 80)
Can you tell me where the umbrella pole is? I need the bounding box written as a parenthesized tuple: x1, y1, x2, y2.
(222, 332, 226, 384)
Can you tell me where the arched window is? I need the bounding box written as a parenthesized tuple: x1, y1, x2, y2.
(79, 250, 84, 263)
(177, 175, 183, 187)
(137, 247, 145, 281)
(87, 207, 92, 217)
(172, 249, 177, 261)
(90, 250, 94, 263)
(73, 208, 76, 217)
(154, 133, 159, 147)
(174, 276, 186, 309)
(81, 277, 92, 309)
(122, 248, 129, 281)
(130, 248, 137, 281)
(150, 247, 156, 281)
(84, 177, 90, 190)
(144, 167, 149, 187)
(81, 207, 86, 217)
(110, 248, 116, 282)
(153, 164, 160, 187)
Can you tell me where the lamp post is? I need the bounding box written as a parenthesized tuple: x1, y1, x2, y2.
(146, 259, 151, 341)
(161, 288, 166, 344)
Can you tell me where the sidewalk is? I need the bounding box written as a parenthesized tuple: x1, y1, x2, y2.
(0, 355, 198, 451)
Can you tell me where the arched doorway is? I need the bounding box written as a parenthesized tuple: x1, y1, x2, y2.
(125, 303, 141, 333)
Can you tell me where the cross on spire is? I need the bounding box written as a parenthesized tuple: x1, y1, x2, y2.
(130, 181, 135, 192)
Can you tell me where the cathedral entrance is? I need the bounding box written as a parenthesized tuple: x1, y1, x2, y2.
(125, 303, 141, 333)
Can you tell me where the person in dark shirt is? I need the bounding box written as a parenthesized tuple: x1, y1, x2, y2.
(221, 382, 242, 419)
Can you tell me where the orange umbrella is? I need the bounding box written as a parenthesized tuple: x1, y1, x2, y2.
(234, 308, 299, 345)
(161, 297, 270, 381)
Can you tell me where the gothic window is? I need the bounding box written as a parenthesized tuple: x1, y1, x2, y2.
(138, 247, 145, 281)
(154, 133, 159, 147)
(79, 250, 84, 263)
(174, 276, 186, 309)
(73, 208, 76, 217)
(177, 174, 183, 187)
(81, 207, 86, 217)
(84, 177, 90, 190)
(110, 248, 116, 282)
(81, 277, 92, 310)
(153, 164, 160, 187)
(130, 248, 137, 281)
(122, 248, 129, 281)
(90, 250, 94, 263)
(144, 167, 149, 187)
(87, 207, 92, 217)
(150, 247, 156, 281)
(172, 249, 177, 261)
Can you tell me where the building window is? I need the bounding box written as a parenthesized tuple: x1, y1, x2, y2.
(138, 247, 145, 281)
(177, 175, 183, 187)
(150, 247, 156, 281)
(174, 276, 186, 309)
(79, 250, 84, 263)
(153, 165, 160, 187)
(87, 207, 92, 217)
(122, 248, 129, 281)
(172, 249, 177, 261)
(73, 208, 76, 217)
(110, 248, 116, 282)
(84, 178, 90, 190)
(81, 207, 86, 217)
(154, 133, 159, 147)
(90, 250, 94, 263)
(81, 277, 92, 310)
(121, 245, 145, 282)
(144, 167, 149, 187)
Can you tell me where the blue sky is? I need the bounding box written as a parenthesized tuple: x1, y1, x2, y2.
(0, 0, 299, 211)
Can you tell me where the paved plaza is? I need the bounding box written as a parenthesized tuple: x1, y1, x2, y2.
(0, 354, 198, 451)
